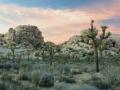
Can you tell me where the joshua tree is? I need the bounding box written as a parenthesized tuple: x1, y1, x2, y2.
(81, 20, 112, 72)
(26, 49, 31, 61)
(81, 20, 100, 72)
(40, 48, 47, 60)
(8, 28, 16, 42)
(34, 50, 41, 60)
(6, 52, 11, 60)
(7, 41, 16, 61)
(45, 42, 56, 66)
(24, 44, 32, 61)
(20, 51, 25, 60)
(99, 26, 111, 60)
(16, 53, 22, 64)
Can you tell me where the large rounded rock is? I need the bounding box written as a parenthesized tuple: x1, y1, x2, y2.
(15, 25, 44, 48)
(6, 25, 44, 49)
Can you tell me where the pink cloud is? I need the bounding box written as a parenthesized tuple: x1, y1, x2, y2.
(0, 3, 119, 44)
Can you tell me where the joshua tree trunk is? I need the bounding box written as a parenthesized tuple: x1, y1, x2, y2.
(99, 49, 103, 61)
(50, 55, 53, 66)
(50, 60, 52, 66)
(99, 39, 103, 61)
(94, 47, 99, 72)
(12, 50, 15, 61)
(49, 48, 54, 66)
(41, 50, 45, 61)
(27, 54, 30, 61)
(93, 40, 100, 72)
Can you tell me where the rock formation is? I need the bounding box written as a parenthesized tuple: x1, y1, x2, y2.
(5, 25, 44, 49)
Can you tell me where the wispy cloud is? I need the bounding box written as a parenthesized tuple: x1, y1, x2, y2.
(0, 1, 119, 43)
(0, 4, 91, 43)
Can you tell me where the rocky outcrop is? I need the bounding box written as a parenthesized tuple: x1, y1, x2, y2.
(61, 35, 91, 53)
(5, 25, 44, 49)
(0, 33, 6, 46)
(61, 34, 120, 57)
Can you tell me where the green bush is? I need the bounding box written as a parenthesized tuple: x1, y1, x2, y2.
(31, 71, 54, 87)
(0, 81, 7, 90)
(31, 71, 41, 86)
(69, 84, 98, 90)
(54, 82, 69, 90)
(1, 73, 13, 81)
(54, 83, 98, 90)
(39, 73, 54, 87)
(102, 66, 120, 85)
(91, 73, 104, 81)
(0, 81, 39, 90)
(16, 72, 30, 81)
(57, 64, 71, 75)
(87, 73, 111, 90)
(70, 68, 82, 75)
(58, 75, 76, 83)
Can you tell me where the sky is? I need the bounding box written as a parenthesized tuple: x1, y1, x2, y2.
(0, 0, 119, 44)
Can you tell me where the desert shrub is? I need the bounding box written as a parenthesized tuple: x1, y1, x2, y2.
(0, 81, 39, 90)
(80, 66, 88, 72)
(20, 61, 32, 71)
(58, 75, 76, 83)
(0, 81, 7, 90)
(0, 63, 19, 70)
(21, 86, 39, 90)
(57, 64, 71, 75)
(69, 84, 98, 90)
(70, 68, 82, 75)
(105, 54, 120, 64)
(91, 73, 105, 81)
(54, 82, 69, 90)
(54, 83, 98, 90)
(0, 81, 19, 90)
(77, 64, 95, 73)
(31, 71, 41, 86)
(90, 79, 111, 90)
(32, 63, 49, 72)
(31, 71, 54, 87)
(10, 63, 19, 70)
(1, 73, 13, 81)
(82, 64, 96, 73)
(39, 73, 54, 87)
(0, 64, 10, 70)
(87, 73, 111, 90)
(16, 72, 30, 81)
(102, 66, 120, 86)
